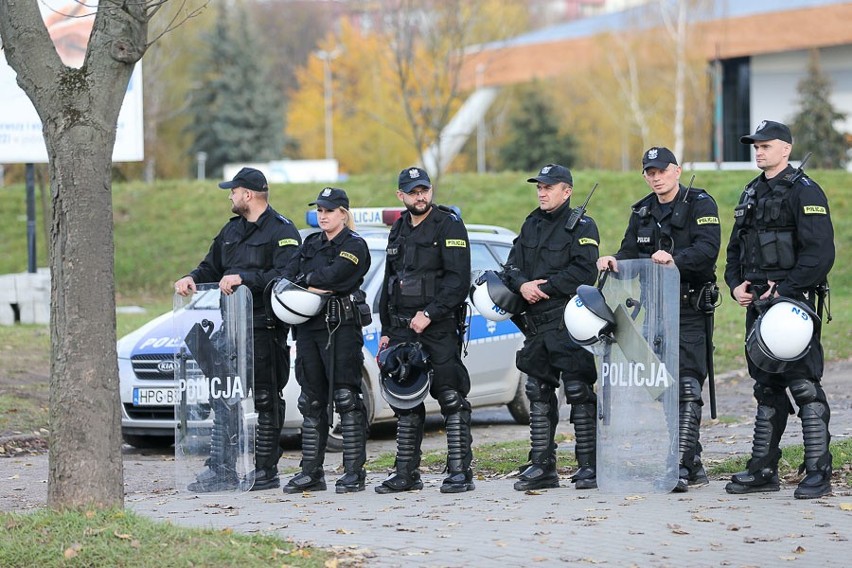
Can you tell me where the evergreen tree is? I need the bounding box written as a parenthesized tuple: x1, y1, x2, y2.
(188, 4, 285, 177)
(498, 85, 577, 172)
(790, 50, 849, 169)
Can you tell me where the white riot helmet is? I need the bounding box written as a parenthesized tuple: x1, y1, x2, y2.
(269, 278, 328, 325)
(564, 283, 616, 346)
(746, 297, 818, 373)
(469, 271, 527, 322)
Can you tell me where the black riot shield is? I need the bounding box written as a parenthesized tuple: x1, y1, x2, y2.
(595, 259, 679, 493)
(173, 284, 255, 493)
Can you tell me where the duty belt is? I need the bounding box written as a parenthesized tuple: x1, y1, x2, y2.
(389, 314, 412, 328)
(521, 305, 565, 335)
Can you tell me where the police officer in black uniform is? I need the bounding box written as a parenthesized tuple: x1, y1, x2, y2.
(598, 148, 721, 492)
(376, 166, 474, 494)
(724, 120, 835, 499)
(175, 167, 301, 492)
(280, 188, 372, 494)
(503, 164, 600, 491)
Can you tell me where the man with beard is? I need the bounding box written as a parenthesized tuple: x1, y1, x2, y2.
(375, 166, 474, 494)
(175, 167, 301, 492)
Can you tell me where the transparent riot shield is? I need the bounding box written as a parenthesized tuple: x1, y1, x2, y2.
(173, 284, 255, 494)
(595, 259, 679, 493)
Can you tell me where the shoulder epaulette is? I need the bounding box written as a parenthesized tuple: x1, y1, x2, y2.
(630, 193, 655, 211)
(436, 204, 461, 222)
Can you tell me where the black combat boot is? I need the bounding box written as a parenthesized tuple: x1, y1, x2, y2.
(570, 402, 597, 490)
(726, 398, 787, 494)
(674, 400, 703, 493)
(283, 415, 328, 493)
(188, 402, 240, 493)
(249, 406, 283, 491)
(441, 408, 475, 493)
(794, 400, 832, 499)
(335, 389, 368, 494)
(514, 397, 559, 491)
(376, 412, 425, 493)
(688, 450, 709, 487)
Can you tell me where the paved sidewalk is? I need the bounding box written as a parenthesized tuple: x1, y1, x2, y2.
(129, 473, 851, 567)
(3, 361, 851, 566)
(122, 362, 851, 567)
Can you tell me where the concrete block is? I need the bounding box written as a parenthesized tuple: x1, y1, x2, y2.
(0, 275, 16, 303)
(0, 303, 13, 325)
(0, 269, 50, 325)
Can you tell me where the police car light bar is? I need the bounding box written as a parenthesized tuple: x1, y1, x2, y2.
(306, 207, 405, 228)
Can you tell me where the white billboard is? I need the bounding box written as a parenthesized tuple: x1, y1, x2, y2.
(0, 1, 144, 164)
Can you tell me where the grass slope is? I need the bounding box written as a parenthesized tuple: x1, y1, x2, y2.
(1, 170, 849, 372)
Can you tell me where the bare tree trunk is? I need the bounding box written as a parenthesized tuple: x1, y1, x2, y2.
(47, 123, 124, 508)
(607, 33, 651, 151)
(384, 0, 473, 184)
(0, 0, 151, 508)
(661, 0, 688, 160)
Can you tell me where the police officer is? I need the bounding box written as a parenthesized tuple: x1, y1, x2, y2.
(376, 166, 474, 494)
(175, 167, 301, 492)
(598, 148, 721, 492)
(280, 188, 372, 494)
(724, 121, 835, 499)
(503, 164, 600, 491)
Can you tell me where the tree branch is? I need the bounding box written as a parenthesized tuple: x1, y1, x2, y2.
(0, 0, 65, 100)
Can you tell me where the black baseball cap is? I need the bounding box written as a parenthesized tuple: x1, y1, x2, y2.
(642, 147, 678, 171)
(527, 164, 573, 185)
(740, 120, 793, 144)
(309, 187, 350, 210)
(218, 167, 269, 192)
(398, 167, 432, 193)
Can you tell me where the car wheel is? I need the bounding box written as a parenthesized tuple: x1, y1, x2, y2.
(325, 372, 373, 453)
(506, 373, 530, 425)
(122, 433, 173, 449)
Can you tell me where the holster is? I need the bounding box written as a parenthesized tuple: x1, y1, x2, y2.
(517, 305, 565, 336)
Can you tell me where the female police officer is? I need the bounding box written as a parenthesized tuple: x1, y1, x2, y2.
(278, 187, 372, 494)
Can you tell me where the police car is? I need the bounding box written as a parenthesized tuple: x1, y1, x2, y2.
(117, 207, 528, 450)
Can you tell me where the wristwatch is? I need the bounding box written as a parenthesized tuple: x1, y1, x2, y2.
(423, 310, 431, 319)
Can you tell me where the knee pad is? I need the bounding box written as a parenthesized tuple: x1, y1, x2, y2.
(297, 393, 325, 418)
(255, 389, 273, 412)
(334, 388, 360, 414)
(563, 380, 595, 405)
(437, 389, 466, 416)
(525, 377, 555, 403)
(753, 384, 790, 412)
(789, 379, 826, 407)
(679, 376, 703, 405)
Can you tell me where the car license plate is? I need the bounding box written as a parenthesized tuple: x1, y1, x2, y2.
(133, 387, 178, 407)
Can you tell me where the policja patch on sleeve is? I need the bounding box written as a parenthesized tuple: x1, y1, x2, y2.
(278, 238, 299, 247)
(803, 205, 827, 215)
(445, 239, 467, 247)
(578, 237, 598, 246)
(339, 251, 359, 264)
(696, 216, 720, 225)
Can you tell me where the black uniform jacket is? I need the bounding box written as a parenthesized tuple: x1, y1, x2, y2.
(615, 185, 720, 286)
(724, 165, 834, 298)
(504, 199, 600, 314)
(379, 205, 471, 330)
(190, 206, 301, 322)
(283, 225, 370, 331)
